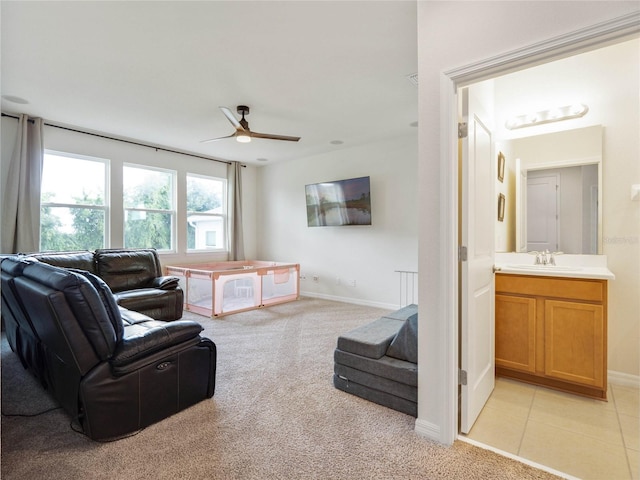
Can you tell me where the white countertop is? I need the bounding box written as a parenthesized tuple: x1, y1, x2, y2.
(494, 253, 615, 280)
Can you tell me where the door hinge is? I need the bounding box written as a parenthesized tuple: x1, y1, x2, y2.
(459, 369, 468, 386)
(458, 245, 468, 262)
(458, 122, 468, 139)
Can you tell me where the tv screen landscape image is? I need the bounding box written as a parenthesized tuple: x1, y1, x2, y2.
(305, 176, 371, 227)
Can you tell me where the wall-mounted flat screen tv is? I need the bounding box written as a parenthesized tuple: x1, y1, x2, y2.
(305, 176, 371, 227)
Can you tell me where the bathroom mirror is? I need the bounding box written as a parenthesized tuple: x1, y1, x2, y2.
(499, 125, 603, 254)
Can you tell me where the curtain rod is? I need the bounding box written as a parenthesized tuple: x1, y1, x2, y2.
(1, 112, 244, 167)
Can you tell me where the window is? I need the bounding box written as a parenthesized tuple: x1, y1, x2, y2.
(205, 231, 217, 247)
(186, 173, 226, 251)
(123, 165, 176, 251)
(40, 152, 108, 251)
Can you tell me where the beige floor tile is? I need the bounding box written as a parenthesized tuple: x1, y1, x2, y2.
(629, 449, 639, 480)
(530, 387, 624, 446)
(520, 420, 631, 480)
(613, 384, 640, 418)
(486, 377, 536, 420)
(536, 384, 617, 411)
(621, 413, 640, 451)
(464, 405, 527, 455)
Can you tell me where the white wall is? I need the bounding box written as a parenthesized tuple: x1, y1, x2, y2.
(256, 133, 418, 310)
(0, 118, 259, 266)
(494, 139, 516, 253)
(417, 1, 639, 445)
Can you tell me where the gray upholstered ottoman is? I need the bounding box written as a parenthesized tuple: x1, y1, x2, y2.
(333, 304, 418, 416)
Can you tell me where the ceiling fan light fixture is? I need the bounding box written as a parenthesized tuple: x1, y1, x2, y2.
(201, 105, 300, 144)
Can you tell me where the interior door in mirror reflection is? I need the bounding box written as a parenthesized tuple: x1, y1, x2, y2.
(526, 173, 558, 252)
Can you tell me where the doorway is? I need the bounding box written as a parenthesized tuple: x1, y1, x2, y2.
(447, 16, 640, 466)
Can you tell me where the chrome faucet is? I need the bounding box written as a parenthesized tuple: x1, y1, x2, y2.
(533, 250, 550, 265)
(549, 251, 563, 265)
(529, 250, 541, 264)
(531, 250, 563, 265)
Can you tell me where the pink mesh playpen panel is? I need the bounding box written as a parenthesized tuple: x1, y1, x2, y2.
(165, 261, 299, 317)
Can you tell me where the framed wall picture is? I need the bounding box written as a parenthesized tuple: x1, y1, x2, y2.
(498, 193, 505, 222)
(497, 152, 505, 182)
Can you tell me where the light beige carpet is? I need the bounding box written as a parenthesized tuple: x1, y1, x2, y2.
(1, 297, 561, 479)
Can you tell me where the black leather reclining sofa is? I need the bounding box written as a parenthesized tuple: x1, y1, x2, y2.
(26, 248, 183, 321)
(1, 254, 216, 441)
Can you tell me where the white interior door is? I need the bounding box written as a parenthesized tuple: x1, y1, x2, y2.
(460, 85, 495, 434)
(526, 174, 559, 252)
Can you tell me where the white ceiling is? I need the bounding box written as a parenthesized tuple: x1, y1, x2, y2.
(3, 2, 637, 168)
(1, 1, 419, 165)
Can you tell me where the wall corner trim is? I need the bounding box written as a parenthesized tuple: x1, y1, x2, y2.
(444, 11, 640, 85)
(414, 418, 444, 444)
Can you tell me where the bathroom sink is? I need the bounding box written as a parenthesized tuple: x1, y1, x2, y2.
(493, 256, 614, 280)
(503, 264, 583, 272)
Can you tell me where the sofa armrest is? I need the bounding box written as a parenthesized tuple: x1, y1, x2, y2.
(111, 320, 203, 367)
(151, 276, 180, 290)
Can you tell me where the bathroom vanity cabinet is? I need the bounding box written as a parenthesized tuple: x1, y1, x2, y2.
(495, 273, 607, 399)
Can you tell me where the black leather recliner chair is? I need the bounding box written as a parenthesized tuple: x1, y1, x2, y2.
(1, 256, 216, 441)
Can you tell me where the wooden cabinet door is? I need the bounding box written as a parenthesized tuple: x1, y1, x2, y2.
(495, 294, 536, 373)
(544, 300, 605, 388)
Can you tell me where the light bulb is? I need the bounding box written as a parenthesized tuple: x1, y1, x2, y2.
(548, 108, 561, 119)
(570, 103, 585, 115)
(236, 134, 251, 143)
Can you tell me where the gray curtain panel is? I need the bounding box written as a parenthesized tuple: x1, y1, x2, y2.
(227, 161, 244, 260)
(1, 114, 44, 253)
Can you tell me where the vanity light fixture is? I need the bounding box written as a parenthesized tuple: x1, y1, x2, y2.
(505, 103, 589, 130)
(1, 95, 29, 104)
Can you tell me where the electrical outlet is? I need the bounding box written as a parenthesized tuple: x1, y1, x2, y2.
(313, 275, 319, 282)
(300, 274, 306, 280)
(349, 279, 356, 287)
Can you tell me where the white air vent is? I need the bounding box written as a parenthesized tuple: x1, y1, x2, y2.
(406, 73, 418, 86)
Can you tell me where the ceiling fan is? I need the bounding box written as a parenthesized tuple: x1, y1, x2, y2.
(201, 105, 301, 144)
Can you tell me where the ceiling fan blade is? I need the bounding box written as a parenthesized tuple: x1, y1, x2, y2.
(200, 133, 236, 144)
(219, 106, 243, 130)
(250, 131, 301, 142)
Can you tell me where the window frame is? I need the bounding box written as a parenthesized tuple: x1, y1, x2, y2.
(186, 172, 227, 253)
(123, 163, 177, 253)
(40, 150, 110, 251)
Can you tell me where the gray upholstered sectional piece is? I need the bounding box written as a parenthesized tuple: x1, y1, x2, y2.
(333, 304, 418, 416)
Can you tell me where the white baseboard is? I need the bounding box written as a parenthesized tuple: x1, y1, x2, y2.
(608, 370, 640, 388)
(299, 291, 398, 311)
(414, 418, 441, 442)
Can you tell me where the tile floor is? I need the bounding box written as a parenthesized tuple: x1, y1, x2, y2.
(463, 377, 640, 480)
